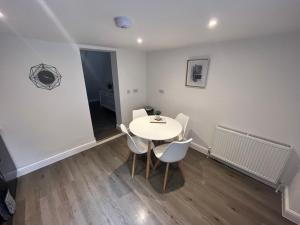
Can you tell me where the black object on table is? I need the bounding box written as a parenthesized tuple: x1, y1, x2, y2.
(144, 106, 154, 115)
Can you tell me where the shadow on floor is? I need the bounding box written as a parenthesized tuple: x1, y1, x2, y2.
(112, 153, 185, 194)
(149, 162, 185, 193)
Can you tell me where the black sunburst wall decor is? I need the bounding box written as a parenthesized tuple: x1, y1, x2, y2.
(29, 63, 62, 90)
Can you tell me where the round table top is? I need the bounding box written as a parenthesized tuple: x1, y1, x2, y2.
(129, 116, 182, 141)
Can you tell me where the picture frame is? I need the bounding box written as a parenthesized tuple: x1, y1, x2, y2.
(185, 58, 210, 88)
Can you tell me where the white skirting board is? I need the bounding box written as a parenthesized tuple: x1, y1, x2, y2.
(282, 186, 300, 224)
(17, 140, 96, 177)
(189, 141, 209, 155)
(17, 133, 124, 177)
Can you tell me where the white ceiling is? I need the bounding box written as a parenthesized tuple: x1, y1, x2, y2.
(0, 0, 300, 50)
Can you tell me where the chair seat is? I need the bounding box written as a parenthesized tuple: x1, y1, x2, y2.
(129, 136, 154, 154)
(153, 143, 169, 159)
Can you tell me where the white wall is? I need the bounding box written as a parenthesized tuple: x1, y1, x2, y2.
(0, 34, 95, 169)
(0, 34, 147, 173)
(116, 49, 147, 125)
(146, 32, 300, 217)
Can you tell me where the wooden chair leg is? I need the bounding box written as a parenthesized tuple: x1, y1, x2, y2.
(131, 153, 136, 178)
(150, 158, 154, 168)
(153, 159, 160, 171)
(146, 141, 152, 179)
(163, 163, 170, 192)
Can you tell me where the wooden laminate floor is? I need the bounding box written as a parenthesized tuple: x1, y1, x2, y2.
(13, 136, 295, 225)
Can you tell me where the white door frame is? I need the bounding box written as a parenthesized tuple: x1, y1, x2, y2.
(78, 44, 122, 127)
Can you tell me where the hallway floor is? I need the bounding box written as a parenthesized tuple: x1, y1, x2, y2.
(89, 101, 120, 141)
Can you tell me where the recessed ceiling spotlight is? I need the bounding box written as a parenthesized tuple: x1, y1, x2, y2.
(0, 11, 5, 19)
(208, 18, 218, 29)
(137, 38, 143, 44)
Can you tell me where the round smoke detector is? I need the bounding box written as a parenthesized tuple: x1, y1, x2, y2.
(114, 16, 132, 29)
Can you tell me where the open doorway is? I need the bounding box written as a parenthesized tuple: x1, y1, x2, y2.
(80, 49, 121, 141)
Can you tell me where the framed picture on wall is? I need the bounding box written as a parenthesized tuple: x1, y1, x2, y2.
(185, 58, 210, 88)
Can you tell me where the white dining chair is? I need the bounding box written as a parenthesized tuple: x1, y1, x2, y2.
(165, 113, 189, 142)
(175, 113, 189, 140)
(120, 124, 154, 178)
(132, 108, 148, 120)
(153, 138, 192, 191)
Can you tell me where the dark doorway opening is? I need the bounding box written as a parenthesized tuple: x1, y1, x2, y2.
(80, 50, 121, 141)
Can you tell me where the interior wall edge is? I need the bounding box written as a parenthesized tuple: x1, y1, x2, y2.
(282, 186, 300, 224)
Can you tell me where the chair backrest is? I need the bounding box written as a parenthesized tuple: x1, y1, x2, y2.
(175, 113, 189, 139)
(132, 109, 148, 120)
(159, 138, 193, 163)
(120, 124, 140, 154)
(120, 124, 130, 135)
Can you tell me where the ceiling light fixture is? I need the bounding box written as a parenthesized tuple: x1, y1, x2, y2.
(208, 18, 218, 29)
(0, 11, 5, 19)
(114, 16, 132, 29)
(137, 38, 143, 44)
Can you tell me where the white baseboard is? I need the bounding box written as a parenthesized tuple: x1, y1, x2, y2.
(17, 140, 96, 177)
(17, 132, 125, 177)
(190, 141, 209, 155)
(282, 186, 300, 224)
(93, 133, 124, 147)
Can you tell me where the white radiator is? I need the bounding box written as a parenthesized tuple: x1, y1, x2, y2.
(211, 125, 291, 186)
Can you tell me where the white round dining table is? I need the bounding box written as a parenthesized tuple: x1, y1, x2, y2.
(129, 115, 182, 179)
